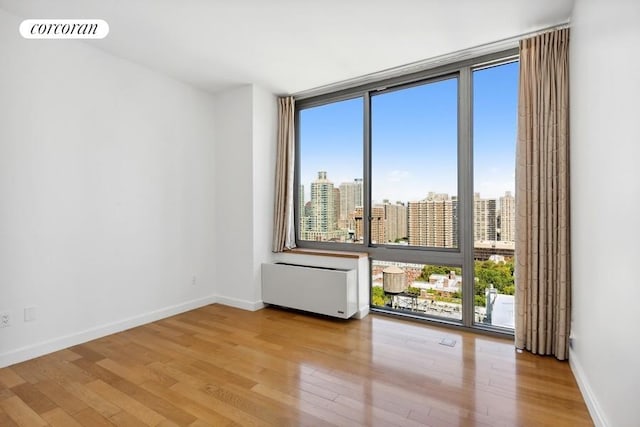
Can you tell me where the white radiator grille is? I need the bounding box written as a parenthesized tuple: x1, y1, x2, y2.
(261, 263, 357, 319)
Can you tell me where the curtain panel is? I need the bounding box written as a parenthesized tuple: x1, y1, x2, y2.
(272, 96, 296, 252)
(515, 28, 571, 360)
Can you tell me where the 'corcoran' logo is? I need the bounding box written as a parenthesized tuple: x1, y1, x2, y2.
(19, 19, 109, 39)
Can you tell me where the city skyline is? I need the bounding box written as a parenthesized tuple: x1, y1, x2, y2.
(299, 171, 516, 206)
(299, 170, 515, 246)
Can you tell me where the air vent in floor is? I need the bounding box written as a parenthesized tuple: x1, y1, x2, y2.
(439, 337, 457, 347)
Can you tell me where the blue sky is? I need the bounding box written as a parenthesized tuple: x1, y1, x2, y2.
(299, 61, 518, 203)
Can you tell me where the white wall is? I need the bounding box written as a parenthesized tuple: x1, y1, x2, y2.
(212, 85, 255, 308)
(251, 86, 278, 303)
(570, 1, 640, 426)
(0, 9, 218, 367)
(212, 85, 277, 309)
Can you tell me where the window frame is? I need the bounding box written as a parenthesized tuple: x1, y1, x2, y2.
(294, 49, 519, 331)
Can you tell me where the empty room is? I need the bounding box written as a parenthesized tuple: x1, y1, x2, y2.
(0, 0, 638, 426)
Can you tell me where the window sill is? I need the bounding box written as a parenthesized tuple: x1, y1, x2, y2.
(285, 248, 369, 259)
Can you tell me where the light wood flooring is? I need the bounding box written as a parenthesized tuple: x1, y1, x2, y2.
(0, 304, 593, 426)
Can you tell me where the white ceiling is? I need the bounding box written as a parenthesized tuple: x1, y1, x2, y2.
(0, 0, 575, 95)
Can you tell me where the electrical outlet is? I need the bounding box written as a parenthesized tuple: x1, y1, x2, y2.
(24, 306, 37, 322)
(0, 311, 10, 328)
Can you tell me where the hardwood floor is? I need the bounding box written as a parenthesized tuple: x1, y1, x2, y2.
(0, 304, 592, 426)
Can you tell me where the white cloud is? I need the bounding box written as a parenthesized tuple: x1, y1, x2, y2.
(387, 170, 409, 182)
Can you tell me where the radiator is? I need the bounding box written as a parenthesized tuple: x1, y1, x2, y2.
(261, 263, 357, 319)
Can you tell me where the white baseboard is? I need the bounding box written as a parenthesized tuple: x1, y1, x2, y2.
(0, 294, 219, 368)
(569, 348, 608, 427)
(355, 306, 370, 319)
(216, 295, 265, 311)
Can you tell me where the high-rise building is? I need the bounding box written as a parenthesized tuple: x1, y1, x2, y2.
(333, 187, 341, 232)
(338, 178, 363, 230)
(311, 171, 334, 233)
(383, 200, 407, 243)
(300, 171, 346, 241)
(354, 206, 386, 244)
(451, 196, 459, 247)
(474, 193, 497, 242)
(499, 191, 515, 242)
(408, 193, 455, 248)
(298, 185, 306, 236)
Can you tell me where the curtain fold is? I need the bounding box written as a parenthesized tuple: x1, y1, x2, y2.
(272, 96, 296, 252)
(515, 28, 570, 360)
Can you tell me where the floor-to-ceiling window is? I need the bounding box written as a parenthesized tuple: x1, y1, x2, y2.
(472, 61, 518, 330)
(295, 51, 518, 332)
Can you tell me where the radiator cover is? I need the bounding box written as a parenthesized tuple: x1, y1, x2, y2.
(261, 263, 357, 319)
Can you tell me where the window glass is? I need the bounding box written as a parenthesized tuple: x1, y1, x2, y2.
(372, 260, 462, 321)
(298, 98, 363, 243)
(472, 61, 519, 329)
(371, 78, 458, 247)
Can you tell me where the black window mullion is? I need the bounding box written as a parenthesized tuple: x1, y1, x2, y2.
(459, 66, 475, 328)
(364, 92, 372, 247)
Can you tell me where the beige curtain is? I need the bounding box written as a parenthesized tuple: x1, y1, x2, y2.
(515, 28, 570, 360)
(272, 96, 296, 252)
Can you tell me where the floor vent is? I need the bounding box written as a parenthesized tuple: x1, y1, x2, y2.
(439, 338, 457, 347)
